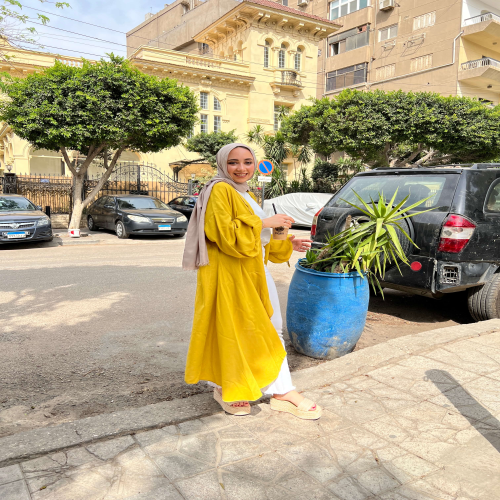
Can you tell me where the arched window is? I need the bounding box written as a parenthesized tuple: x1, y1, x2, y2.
(213, 96, 221, 111)
(264, 40, 270, 68)
(294, 47, 302, 71)
(279, 43, 286, 69)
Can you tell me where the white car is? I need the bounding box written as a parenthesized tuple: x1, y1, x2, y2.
(263, 192, 334, 227)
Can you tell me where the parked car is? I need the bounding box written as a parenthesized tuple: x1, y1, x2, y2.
(263, 192, 334, 227)
(167, 196, 198, 219)
(87, 194, 188, 239)
(311, 163, 500, 321)
(0, 194, 52, 245)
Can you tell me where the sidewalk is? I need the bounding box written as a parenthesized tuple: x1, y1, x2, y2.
(1, 321, 500, 499)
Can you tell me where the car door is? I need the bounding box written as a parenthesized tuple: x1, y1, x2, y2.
(91, 197, 105, 226)
(101, 197, 116, 229)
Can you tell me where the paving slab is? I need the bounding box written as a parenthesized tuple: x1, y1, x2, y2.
(2, 320, 500, 499)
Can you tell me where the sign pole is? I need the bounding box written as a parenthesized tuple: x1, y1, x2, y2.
(261, 181, 265, 209)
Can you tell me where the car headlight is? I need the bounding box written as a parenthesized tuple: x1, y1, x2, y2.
(177, 215, 188, 223)
(127, 215, 151, 223)
(36, 217, 50, 227)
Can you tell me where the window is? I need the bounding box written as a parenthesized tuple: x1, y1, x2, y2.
(379, 24, 398, 41)
(485, 180, 500, 212)
(213, 96, 221, 111)
(187, 125, 194, 139)
(200, 114, 208, 133)
(328, 25, 370, 56)
(214, 115, 221, 133)
(282, 0, 288, 5)
(376, 63, 395, 80)
(326, 63, 367, 92)
(329, 0, 369, 21)
(294, 48, 302, 71)
(410, 54, 432, 72)
(274, 105, 282, 131)
(413, 12, 435, 30)
(264, 40, 270, 68)
(198, 42, 210, 54)
(200, 92, 208, 110)
(279, 44, 286, 68)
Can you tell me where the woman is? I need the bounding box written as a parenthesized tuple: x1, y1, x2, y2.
(183, 143, 321, 419)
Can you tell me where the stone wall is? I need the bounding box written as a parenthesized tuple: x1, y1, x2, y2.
(50, 215, 87, 229)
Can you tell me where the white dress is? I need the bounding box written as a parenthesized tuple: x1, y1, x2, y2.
(207, 191, 296, 398)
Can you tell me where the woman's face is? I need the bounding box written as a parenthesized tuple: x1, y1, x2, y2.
(226, 147, 255, 184)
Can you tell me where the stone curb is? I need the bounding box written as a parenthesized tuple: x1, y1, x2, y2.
(1, 319, 499, 467)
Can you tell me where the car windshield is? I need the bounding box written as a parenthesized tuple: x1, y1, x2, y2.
(117, 197, 169, 210)
(331, 175, 453, 210)
(0, 197, 36, 211)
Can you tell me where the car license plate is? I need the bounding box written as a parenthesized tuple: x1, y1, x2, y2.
(6, 231, 27, 239)
(158, 225, 171, 231)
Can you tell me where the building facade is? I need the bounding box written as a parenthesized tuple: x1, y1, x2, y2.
(304, 0, 500, 105)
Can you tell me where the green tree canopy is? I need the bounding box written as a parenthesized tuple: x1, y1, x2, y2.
(0, 54, 198, 228)
(185, 130, 239, 169)
(282, 89, 500, 168)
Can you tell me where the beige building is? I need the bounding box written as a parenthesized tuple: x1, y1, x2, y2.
(302, 0, 500, 105)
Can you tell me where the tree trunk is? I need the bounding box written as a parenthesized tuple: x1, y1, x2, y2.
(69, 174, 85, 229)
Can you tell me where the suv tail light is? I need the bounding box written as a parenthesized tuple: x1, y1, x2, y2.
(438, 215, 476, 253)
(311, 208, 323, 237)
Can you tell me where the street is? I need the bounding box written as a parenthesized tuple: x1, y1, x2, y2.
(0, 232, 472, 438)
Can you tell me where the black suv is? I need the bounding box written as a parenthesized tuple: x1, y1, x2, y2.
(311, 164, 500, 321)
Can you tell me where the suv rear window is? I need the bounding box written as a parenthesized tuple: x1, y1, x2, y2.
(329, 174, 458, 210)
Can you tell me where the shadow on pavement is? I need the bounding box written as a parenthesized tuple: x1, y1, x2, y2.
(425, 369, 500, 454)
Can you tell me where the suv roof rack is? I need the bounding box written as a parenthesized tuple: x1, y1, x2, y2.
(469, 163, 500, 169)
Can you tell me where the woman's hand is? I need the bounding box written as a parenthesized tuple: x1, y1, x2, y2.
(262, 214, 295, 229)
(290, 235, 312, 253)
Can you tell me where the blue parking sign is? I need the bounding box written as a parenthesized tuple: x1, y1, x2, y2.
(258, 160, 274, 175)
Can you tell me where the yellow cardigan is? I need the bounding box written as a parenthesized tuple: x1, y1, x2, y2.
(184, 182, 293, 402)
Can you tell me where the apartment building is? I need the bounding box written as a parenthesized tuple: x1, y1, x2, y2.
(302, 0, 500, 105)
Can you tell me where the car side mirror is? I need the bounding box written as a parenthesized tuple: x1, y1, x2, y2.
(36, 205, 42, 210)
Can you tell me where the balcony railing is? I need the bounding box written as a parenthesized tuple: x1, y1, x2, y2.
(281, 71, 302, 87)
(463, 12, 500, 26)
(461, 57, 500, 71)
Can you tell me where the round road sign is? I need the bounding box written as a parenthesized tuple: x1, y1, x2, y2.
(258, 160, 274, 175)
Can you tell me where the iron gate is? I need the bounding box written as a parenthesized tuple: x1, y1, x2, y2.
(1, 163, 191, 213)
(85, 163, 191, 205)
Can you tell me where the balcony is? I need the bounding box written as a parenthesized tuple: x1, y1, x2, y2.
(270, 69, 304, 96)
(129, 47, 254, 87)
(462, 12, 500, 52)
(459, 57, 500, 92)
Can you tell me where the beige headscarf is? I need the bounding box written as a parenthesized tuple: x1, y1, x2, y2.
(182, 143, 257, 270)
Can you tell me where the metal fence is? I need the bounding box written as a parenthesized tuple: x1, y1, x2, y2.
(0, 163, 192, 214)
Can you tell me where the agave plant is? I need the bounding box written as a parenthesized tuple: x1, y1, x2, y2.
(302, 190, 434, 294)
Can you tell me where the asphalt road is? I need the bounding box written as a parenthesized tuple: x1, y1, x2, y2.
(0, 231, 472, 437)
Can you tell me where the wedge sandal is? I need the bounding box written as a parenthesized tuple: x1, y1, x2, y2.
(213, 389, 251, 416)
(270, 397, 322, 420)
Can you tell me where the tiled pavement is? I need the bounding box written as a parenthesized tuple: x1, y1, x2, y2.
(1, 329, 500, 499)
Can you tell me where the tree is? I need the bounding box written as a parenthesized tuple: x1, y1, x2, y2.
(1, 0, 69, 52)
(282, 89, 500, 168)
(311, 158, 364, 193)
(0, 55, 198, 228)
(245, 125, 312, 197)
(185, 130, 238, 169)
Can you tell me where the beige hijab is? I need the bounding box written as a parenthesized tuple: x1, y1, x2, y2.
(182, 143, 257, 270)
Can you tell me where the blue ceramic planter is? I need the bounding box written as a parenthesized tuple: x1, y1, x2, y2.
(286, 260, 369, 360)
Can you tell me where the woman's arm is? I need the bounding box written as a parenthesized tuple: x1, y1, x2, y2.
(204, 184, 262, 259)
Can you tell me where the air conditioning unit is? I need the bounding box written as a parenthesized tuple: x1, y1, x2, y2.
(379, 0, 395, 11)
(297, 0, 309, 6)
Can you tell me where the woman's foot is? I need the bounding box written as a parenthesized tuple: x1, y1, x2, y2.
(270, 390, 322, 420)
(272, 390, 317, 411)
(213, 388, 250, 415)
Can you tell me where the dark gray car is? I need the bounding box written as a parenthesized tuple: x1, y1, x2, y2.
(0, 194, 53, 245)
(87, 194, 188, 239)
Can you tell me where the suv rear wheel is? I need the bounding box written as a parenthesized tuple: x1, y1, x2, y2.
(467, 273, 500, 321)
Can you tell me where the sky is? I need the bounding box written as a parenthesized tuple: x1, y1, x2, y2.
(17, 0, 174, 60)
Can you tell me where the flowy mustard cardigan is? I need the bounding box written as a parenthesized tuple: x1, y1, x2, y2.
(184, 182, 293, 402)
